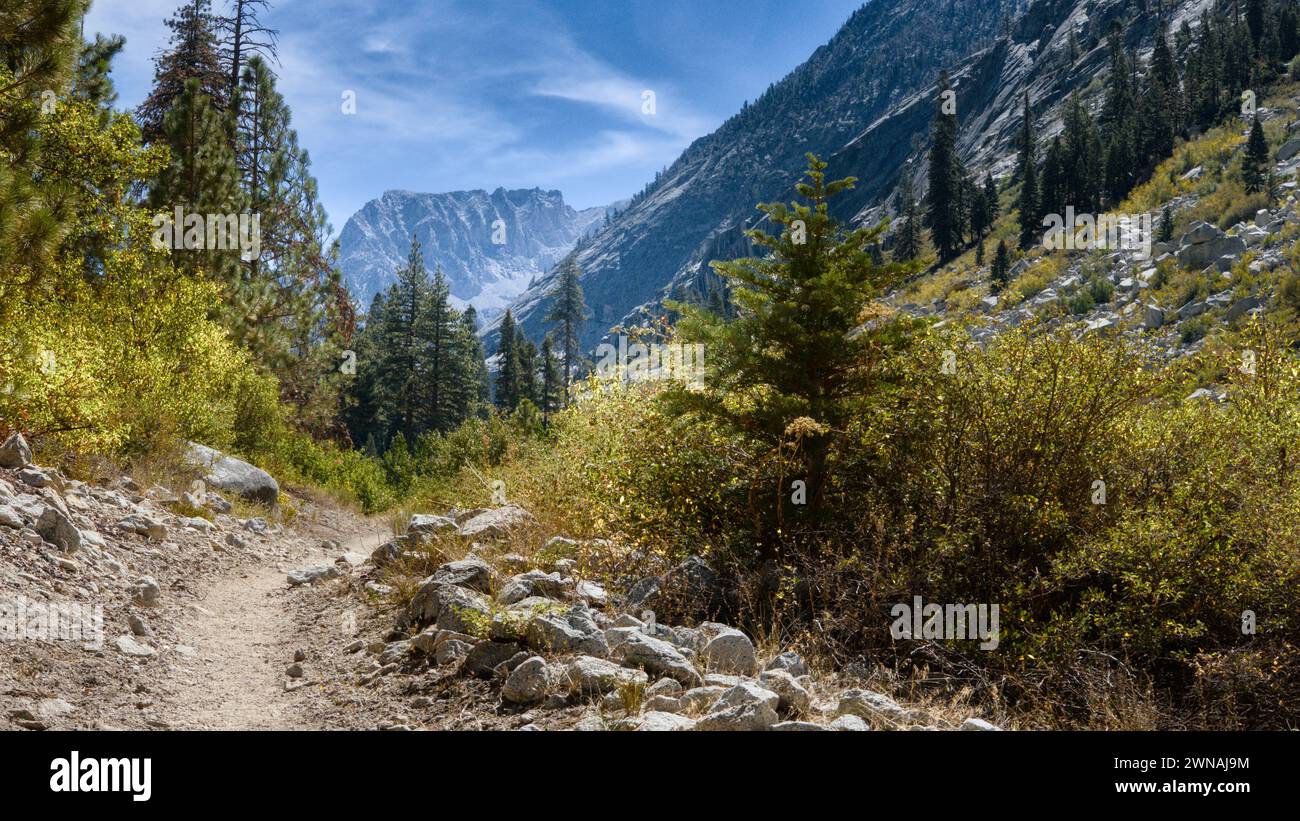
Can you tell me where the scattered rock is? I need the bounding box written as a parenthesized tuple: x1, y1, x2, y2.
(0, 432, 32, 468)
(115, 635, 155, 657)
(287, 565, 342, 586)
(457, 505, 536, 541)
(694, 700, 779, 731)
(700, 623, 759, 675)
(614, 631, 703, 688)
(36, 506, 80, 553)
(636, 711, 696, 731)
(960, 717, 1002, 731)
(186, 442, 280, 506)
(502, 656, 553, 704)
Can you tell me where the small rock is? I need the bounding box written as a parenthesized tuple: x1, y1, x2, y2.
(116, 635, 155, 657)
(830, 714, 871, 731)
(502, 656, 553, 704)
(960, 717, 1002, 731)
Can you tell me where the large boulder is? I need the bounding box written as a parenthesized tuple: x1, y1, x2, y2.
(0, 432, 32, 469)
(186, 442, 279, 507)
(1175, 223, 1246, 270)
(457, 505, 536, 541)
(562, 655, 648, 698)
(429, 557, 493, 593)
(613, 631, 703, 688)
(525, 605, 609, 657)
(700, 623, 759, 675)
(406, 514, 459, 540)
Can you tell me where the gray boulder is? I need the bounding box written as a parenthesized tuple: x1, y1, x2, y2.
(700, 624, 759, 675)
(430, 557, 493, 593)
(0, 432, 32, 469)
(694, 700, 779, 731)
(711, 681, 780, 713)
(502, 656, 553, 704)
(759, 669, 812, 715)
(36, 506, 80, 553)
(186, 442, 279, 506)
(835, 688, 908, 728)
(765, 650, 809, 677)
(830, 714, 871, 731)
(457, 505, 536, 541)
(614, 632, 703, 688)
(406, 514, 459, 540)
(525, 606, 609, 657)
(636, 711, 695, 731)
(562, 655, 648, 698)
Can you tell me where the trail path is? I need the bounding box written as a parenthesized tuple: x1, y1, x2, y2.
(153, 523, 387, 730)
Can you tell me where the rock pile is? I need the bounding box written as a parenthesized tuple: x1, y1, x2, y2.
(336, 506, 1004, 731)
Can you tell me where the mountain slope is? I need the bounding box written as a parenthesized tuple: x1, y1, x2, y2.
(494, 0, 1216, 354)
(492, 0, 1025, 351)
(338, 188, 621, 321)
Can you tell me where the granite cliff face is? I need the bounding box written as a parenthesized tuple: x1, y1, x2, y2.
(338, 188, 620, 321)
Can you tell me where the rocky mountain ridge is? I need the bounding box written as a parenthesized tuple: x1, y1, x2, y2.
(338, 188, 622, 322)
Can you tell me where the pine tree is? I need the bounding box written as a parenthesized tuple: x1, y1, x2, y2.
(494, 309, 520, 411)
(515, 330, 539, 409)
(1016, 91, 1039, 250)
(893, 168, 923, 261)
(926, 72, 963, 261)
(1244, 115, 1269, 193)
(137, 0, 227, 142)
(983, 173, 998, 223)
(991, 240, 1011, 292)
(540, 336, 561, 427)
(218, 0, 277, 139)
(458, 306, 490, 412)
(421, 265, 458, 432)
(74, 33, 126, 110)
(1158, 204, 1174, 243)
(543, 255, 589, 407)
(666, 155, 909, 545)
(148, 78, 244, 282)
(376, 239, 430, 438)
(0, 0, 85, 285)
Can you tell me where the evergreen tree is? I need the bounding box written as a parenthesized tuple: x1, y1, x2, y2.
(148, 78, 244, 281)
(137, 0, 227, 142)
(375, 239, 429, 439)
(1244, 115, 1269, 193)
(540, 335, 561, 427)
(666, 155, 910, 543)
(218, 0, 277, 139)
(1016, 91, 1039, 249)
(494, 309, 521, 411)
(421, 265, 457, 432)
(74, 33, 126, 110)
(543, 255, 589, 407)
(893, 168, 923, 262)
(457, 306, 490, 412)
(926, 72, 964, 261)
(0, 0, 84, 311)
(515, 330, 539, 408)
(983, 173, 998, 223)
(1159, 204, 1175, 243)
(991, 240, 1011, 292)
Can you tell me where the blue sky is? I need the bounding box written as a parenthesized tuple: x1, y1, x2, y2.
(85, 0, 866, 236)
